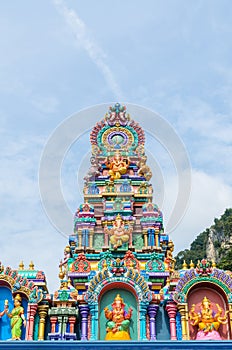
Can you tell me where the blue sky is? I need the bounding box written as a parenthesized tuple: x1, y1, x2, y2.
(0, 0, 232, 291)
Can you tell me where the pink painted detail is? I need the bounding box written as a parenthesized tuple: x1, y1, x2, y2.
(166, 302, 177, 340)
(196, 330, 222, 340)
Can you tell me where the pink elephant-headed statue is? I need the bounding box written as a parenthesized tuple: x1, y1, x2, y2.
(189, 296, 229, 340)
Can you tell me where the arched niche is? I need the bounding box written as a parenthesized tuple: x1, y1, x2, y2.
(98, 282, 138, 340)
(0, 281, 28, 340)
(187, 282, 230, 340)
(0, 283, 13, 340)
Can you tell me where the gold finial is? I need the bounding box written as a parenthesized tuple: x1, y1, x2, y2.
(68, 278, 73, 288)
(18, 261, 24, 270)
(29, 261, 34, 270)
(103, 261, 108, 269)
(58, 265, 65, 280)
(182, 260, 187, 270)
(190, 260, 194, 269)
(212, 260, 216, 268)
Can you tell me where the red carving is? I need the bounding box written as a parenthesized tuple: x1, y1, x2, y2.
(71, 253, 91, 273)
(36, 271, 45, 280)
(123, 251, 140, 272)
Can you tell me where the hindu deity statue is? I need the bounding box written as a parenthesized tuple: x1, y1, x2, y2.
(5, 294, 26, 340)
(189, 296, 228, 340)
(104, 214, 132, 249)
(0, 300, 8, 317)
(106, 151, 129, 181)
(104, 294, 132, 340)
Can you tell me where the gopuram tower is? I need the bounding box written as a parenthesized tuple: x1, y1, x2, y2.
(1, 104, 232, 344)
(51, 103, 175, 341)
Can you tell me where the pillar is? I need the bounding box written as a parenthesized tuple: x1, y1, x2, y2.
(155, 227, 159, 247)
(104, 230, 108, 246)
(89, 304, 98, 340)
(147, 304, 159, 340)
(27, 304, 38, 340)
(143, 230, 148, 247)
(178, 304, 189, 340)
(80, 304, 89, 340)
(89, 229, 94, 248)
(69, 316, 76, 334)
(140, 304, 148, 340)
(38, 305, 49, 341)
(50, 316, 57, 334)
(166, 302, 177, 340)
(78, 229, 82, 248)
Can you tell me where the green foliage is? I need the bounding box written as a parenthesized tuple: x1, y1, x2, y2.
(175, 209, 232, 270)
(213, 208, 232, 236)
(218, 248, 232, 271)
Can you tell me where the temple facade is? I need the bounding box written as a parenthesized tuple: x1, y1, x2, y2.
(0, 103, 232, 342)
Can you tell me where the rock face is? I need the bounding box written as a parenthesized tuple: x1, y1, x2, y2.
(206, 228, 218, 262)
(175, 208, 232, 269)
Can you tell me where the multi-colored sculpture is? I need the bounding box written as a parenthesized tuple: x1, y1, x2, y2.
(189, 296, 228, 340)
(1, 103, 232, 343)
(104, 294, 132, 340)
(106, 151, 129, 181)
(104, 214, 132, 249)
(6, 294, 26, 340)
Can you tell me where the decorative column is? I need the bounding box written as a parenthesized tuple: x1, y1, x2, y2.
(89, 304, 98, 340)
(38, 305, 49, 341)
(78, 229, 82, 248)
(62, 316, 68, 338)
(143, 229, 148, 247)
(155, 227, 159, 247)
(166, 302, 178, 340)
(129, 229, 133, 247)
(57, 316, 63, 338)
(89, 229, 94, 248)
(178, 304, 188, 340)
(147, 304, 159, 340)
(50, 316, 57, 334)
(26, 304, 38, 340)
(69, 316, 76, 334)
(139, 304, 148, 340)
(80, 304, 89, 340)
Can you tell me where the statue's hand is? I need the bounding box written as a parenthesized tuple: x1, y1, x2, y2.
(216, 304, 222, 313)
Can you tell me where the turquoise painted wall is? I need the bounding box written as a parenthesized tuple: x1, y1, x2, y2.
(0, 287, 13, 340)
(99, 289, 138, 340)
(156, 306, 170, 340)
(0, 288, 28, 340)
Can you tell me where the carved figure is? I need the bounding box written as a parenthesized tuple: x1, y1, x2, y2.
(6, 294, 26, 340)
(104, 294, 132, 340)
(104, 214, 132, 249)
(84, 156, 101, 183)
(189, 296, 229, 340)
(137, 155, 152, 181)
(0, 300, 8, 317)
(106, 152, 129, 181)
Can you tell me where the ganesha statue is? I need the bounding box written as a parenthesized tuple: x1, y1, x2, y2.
(105, 151, 129, 181)
(104, 214, 132, 249)
(104, 294, 132, 340)
(189, 296, 229, 340)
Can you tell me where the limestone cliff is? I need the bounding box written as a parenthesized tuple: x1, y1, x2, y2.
(175, 208, 232, 270)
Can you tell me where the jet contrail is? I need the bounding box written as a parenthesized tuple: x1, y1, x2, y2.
(53, 0, 123, 100)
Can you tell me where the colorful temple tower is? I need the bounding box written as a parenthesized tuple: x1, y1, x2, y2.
(1, 103, 232, 344)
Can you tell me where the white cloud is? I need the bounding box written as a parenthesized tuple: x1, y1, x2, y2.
(170, 169, 232, 253)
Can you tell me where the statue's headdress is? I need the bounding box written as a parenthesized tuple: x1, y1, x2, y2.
(14, 294, 22, 302)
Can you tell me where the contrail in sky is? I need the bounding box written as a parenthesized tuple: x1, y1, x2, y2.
(53, 0, 123, 100)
